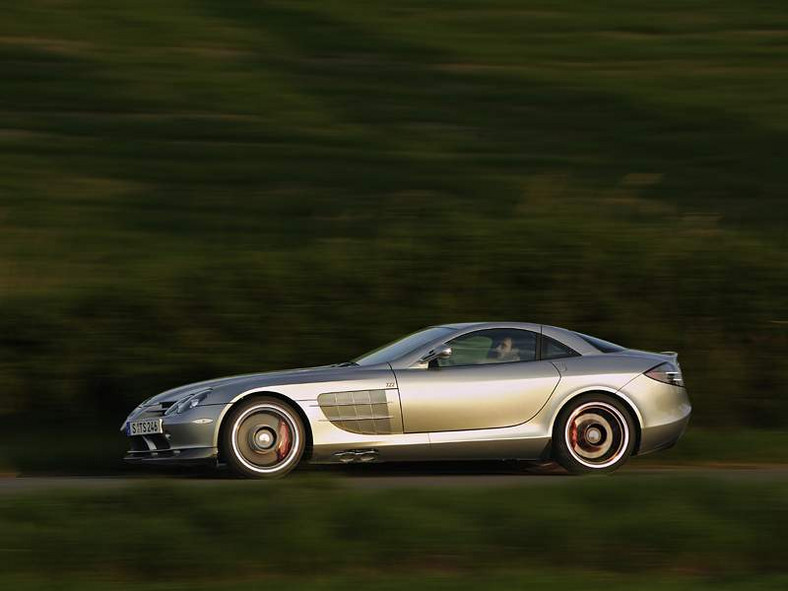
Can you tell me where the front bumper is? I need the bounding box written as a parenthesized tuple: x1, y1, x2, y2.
(124, 446, 218, 465)
(122, 403, 225, 465)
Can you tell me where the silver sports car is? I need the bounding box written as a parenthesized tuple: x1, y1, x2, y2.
(122, 322, 691, 477)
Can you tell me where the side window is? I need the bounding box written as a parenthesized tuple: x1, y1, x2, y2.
(438, 329, 538, 367)
(445, 334, 493, 366)
(541, 335, 580, 360)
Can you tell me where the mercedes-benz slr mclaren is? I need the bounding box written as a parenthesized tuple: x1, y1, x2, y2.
(122, 322, 691, 477)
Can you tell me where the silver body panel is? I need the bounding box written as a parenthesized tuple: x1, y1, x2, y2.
(122, 322, 691, 466)
(395, 361, 560, 432)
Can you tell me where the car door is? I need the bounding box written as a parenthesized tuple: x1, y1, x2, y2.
(394, 329, 561, 433)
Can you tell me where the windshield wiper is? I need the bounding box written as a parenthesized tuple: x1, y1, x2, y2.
(335, 361, 359, 367)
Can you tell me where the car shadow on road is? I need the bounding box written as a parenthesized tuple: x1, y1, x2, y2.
(122, 459, 571, 480)
(305, 460, 568, 477)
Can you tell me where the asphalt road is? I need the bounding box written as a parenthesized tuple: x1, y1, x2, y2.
(2, 462, 787, 494)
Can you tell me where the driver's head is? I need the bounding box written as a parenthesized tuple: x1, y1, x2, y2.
(493, 337, 513, 358)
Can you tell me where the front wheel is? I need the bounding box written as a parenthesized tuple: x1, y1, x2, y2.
(222, 397, 305, 479)
(553, 394, 636, 474)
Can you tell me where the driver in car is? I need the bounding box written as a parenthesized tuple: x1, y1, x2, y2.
(492, 336, 521, 362)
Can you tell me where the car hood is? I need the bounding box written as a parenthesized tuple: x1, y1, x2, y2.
(142, 364, 358, 407)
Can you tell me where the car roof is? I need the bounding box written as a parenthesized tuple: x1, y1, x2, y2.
(437, 321, 538, 330)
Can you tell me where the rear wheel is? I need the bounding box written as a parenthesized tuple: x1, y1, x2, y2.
(553, 394, 635, 474)
(222, 397, 305, 479)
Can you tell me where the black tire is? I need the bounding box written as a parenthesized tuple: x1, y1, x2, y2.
(552, 393, 636, 475)
(221, 396, 306, 479)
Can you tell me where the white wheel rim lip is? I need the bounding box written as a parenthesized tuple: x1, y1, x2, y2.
(231, 404, 301, 474)
(564, 401, 629, 469)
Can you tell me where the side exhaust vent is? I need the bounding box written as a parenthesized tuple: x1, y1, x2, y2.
(333, 449, 380, 463)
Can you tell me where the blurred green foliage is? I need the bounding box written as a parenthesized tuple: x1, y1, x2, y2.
(1, 476, 787, 579)
(5, 574, 788, 591)
(0, 0, 786, 456)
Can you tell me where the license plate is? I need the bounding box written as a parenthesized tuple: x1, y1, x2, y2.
(127, 418, 163, 436)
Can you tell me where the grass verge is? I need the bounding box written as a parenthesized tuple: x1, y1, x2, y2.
(1, 475, 786, 581)
(3, 572, 788, 591)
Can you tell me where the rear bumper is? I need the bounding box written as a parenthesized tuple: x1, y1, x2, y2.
(618, 373, 692, 456)
(636, 402, 691, 455)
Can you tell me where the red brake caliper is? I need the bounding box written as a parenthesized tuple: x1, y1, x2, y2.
(276, 419, 292, 461)
(570, 420, 578, 449)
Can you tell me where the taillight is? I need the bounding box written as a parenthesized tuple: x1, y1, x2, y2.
(645, 362, 683, 386)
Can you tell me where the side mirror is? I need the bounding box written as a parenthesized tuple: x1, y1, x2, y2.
(420, 344, 452, 365)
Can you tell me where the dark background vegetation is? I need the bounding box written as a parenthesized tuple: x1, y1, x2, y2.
(1, 0, 786, 468)
(1, 2, 787, 591)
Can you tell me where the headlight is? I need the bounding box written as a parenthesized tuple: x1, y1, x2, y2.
(645, 362, 683, 386)
(165, 389, 211, 415)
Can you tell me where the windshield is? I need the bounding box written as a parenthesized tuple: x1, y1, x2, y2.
(354, 326, 455, 366)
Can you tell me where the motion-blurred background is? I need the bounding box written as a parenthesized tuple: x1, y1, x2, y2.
(0, 1, 787, 589)
(1, 0, 786, 469)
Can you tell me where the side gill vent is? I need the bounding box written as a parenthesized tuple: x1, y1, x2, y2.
(318, 389, 394, 435)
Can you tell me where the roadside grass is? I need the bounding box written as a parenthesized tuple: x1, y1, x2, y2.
(3, 573, 788, 591)
(1, 476, 786, 580)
